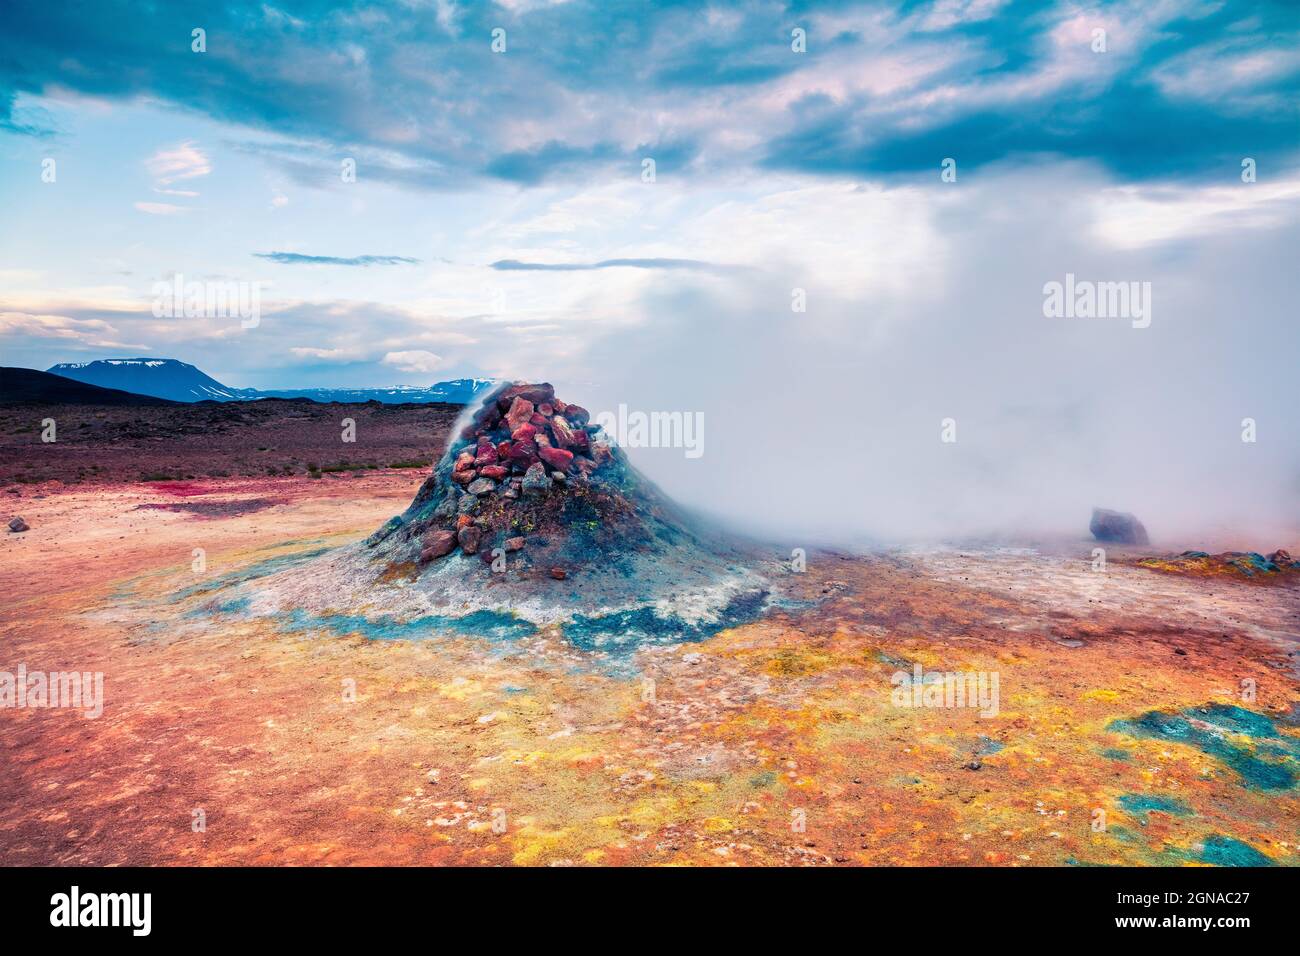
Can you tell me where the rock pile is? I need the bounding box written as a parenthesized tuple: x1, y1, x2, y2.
(370, 382, 626, 573)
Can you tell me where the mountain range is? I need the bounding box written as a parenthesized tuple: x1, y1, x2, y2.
(45, 359, 496, 405)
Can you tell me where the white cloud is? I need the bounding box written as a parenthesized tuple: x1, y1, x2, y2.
(381, 349, 449, 374)
(133, 202, 187, 215)
(145, 141, 212, 185)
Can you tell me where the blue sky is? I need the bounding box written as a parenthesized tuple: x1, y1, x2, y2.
(1, 0, 1297, 390)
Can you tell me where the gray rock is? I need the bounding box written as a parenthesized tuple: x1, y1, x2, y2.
(522, 462, 551, 494)
(8, 516, 29, 533)
(457, 495, 478, 515)
(466, 477, 497, 496)
(457, 525, 482, 554)
(1089, 508, 1149, 545)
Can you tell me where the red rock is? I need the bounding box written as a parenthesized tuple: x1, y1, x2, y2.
(549, 567, 567, 580)
(497, 440, 513, 459)
(538, 446, 574, 471)
(504, 397, 534, 432)
(534, 432, 551, 448)
(510, 423, 537, 442)
(538, 403, 554, 417)
(480, 546, 496, 564)
(505, 536, 525, 552)
(494, 383, 555, 411)
(574, 457, 597, 476)
(456, 514, 473, 529)
(419, 529, 457, 562)
(550, 416, 577, 448)
(474, 438, 498, 465)
(454, 451, 475, 471)
(457, 525, 482, 554)
(479, 464, 509, 480)
(569, 430, 589, 451)
(529, 412, 547, 427)
(552, 399, 568, 414)
(507, 441, 539, 466)
(590, 441, 612, 464)
(565, 404, 591, 427)
(451, 467, 476, 484)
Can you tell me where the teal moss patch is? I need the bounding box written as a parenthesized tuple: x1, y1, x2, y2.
(1108, 704, 1298, 791)
(1116, 794, 1192, 824)
(562, 589, 769, 654)
(1200, 835, 1273, 867)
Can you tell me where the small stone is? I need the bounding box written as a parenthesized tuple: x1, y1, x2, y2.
(505, 536, 525, 552)
(505, 397, 534, 432)
(565, 404, 591, 427)
(538, 446, 574, 472)
(550, 416, 577, 447)
(551, 471, 567, 484)
(510, 423, 537, 443)
(466, 477, 497, 496)
(522, 462, 551, 494)
(474, 438, 498, 466)
(451, 467, 476, 485)
(456, 514, 472, 529)
(8, 516, 29, 533)
(538, 403, 554, 417)
(419, 529, 457, 562)
(457, 495, 477, 515)
(457, 525, 482, 554)
(478, 464, 509, 480)
(549, 567, 567, 580)
(454, 450, 475, 471)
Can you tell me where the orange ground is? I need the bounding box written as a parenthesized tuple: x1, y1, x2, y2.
(1, 474, 1297, 866)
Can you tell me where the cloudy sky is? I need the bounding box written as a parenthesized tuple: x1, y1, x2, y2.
(1, 0, 1297, 538)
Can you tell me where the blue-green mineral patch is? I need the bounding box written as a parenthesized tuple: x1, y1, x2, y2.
(1108, 704, 1298, 791)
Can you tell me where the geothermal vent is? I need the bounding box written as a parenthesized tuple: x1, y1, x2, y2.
(245, 382, 771, 653)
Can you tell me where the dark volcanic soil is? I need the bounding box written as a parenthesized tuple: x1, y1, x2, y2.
(0, 399, 461, 487)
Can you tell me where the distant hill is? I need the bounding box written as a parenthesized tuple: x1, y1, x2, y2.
(48, 358, 252, 402)
(254, 379, 497, 405)
(46, 358, 496, 405)
(0, 367, 180, 406)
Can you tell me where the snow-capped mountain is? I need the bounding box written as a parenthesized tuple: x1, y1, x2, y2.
(47, 358, 254, 402)
(47, 359, 496, 405)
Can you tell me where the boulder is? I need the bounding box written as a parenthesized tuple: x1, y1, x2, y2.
(1268, 548, 1293, 567)
(1089, 508, 1149, 546)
